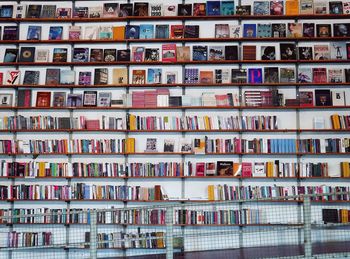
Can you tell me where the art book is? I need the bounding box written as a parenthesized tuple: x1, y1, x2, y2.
(68, 26, 82, 40)
(253, 1, 270, 15)
(192, 45, 208, 61)
(248, 68, 263, 84)
(72, 48, 89, 62)
(193, 3, 206, 16)
(215, 24, 230, 38)
(170, 25, 184, 39)
(207, 1, 221, 15)
(221, 1, 235, 15)
(208, 46, 225, 61)
(27, 26, 41, 40)
(132, 46, 145, 62)
(330, 42, 347, 60)
(52, 48, 68, 62)
(48, 26, 63, 40)
(23, 71, 40, 85)
(139, 24, 154, 39)
(147, 68, 162, 84)
(36, 92, 51, 107)
(162, 44, 177, 62)
(328, 69, 344, 83)
(78, 72, 92, 85)
(257, 24, 272, 38)
(303, 23, 315, 37)
(45, 68, 60, 85)
(314, 45, 330, 60)
(56, 8, 71, 18)
(243, 24, 257, 37)
(103, 3, 118, 17)
(270, 0, 284, 15)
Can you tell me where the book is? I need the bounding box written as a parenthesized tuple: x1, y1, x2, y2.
(303, 23, 315, 37)
(145, 48, 159, 61)
(89, 6, 103, 18)
(164, 140, 175, 152)
(67, 94, 82, 107)
(41, 5, 56, 18)
(17, 89, 31, 107)
(231, 69, 247, 83)
(155, 25, 169, 39)
(68, 26, 82, 40)
(248, 68, 263, 84)
(300, 0, 313, 14)
(132, 70, 146, 84)
(280, 68, 295, 83)
(193, 3, 206, 16)
(329, 1, 343, 14)
(52, 92, 66, 107)
(112, 68, 128, 85)
(208, 46, 225, 61)
(315, 89, 332, 106)
(313, 68, 327, 83)
(52, 48, 68, 62)
(15, 4, 26, 18)
(119, 3, 133, 17)
(243, 24, 257, 38)
(170, 25, 184, 39)
(145, 138, 157, 152)
(184, 25, 200, 38)
(272, 23, 286, 37)
(184, 68, 199, 84)
(99, 26, 113, 39)
(216, 161, 233, 176)
(215, 69, 230, 83)
(192, 45, 208, 61)
(316, 24, 331, 37)
(27, 26, 41, 40)
(298, 47, 313, 60)
(72, 48, 89, 62)
(4, 49, 18, 62)
(0, 5, 13, 18)
(134, 3, 149, 16)
(229, 25, 242, 38)
(139, 24, 154, 39)
(199, 71, 214, 84)
(236, 5, 251, 15)
(165, 72, 177, 84)
(164, 4, 177, 16)
(94, 68, 108, 85)
(299, 91, 313, 106)
(23, 71, 40, 85)
(207, 1, 221, 15)
(45, 69, 60, 85)
(90, 49, 103, 62)
(73, 7, 88, 18)
(285, 0, 299, 15)
(147, 68, 162, 84)
(264, 67, 279, 83)
(56, 8, 71, 18)
(162, 44, 177, 62)
(225, 46, 238, 60)
(314, 44, 330, 60)
(280, 43, 297, 60)
(253, 162, 265, 177)
(298, 68, 312, 83)
(221, 1, 235, 15)
(253, 1, 270, 15)
(26, 5, 41, 18)
(178, 4, 192, 16)
(344, 1, 350, 14)
(332, 91, 346, 106)
(3, 26, 19, 40)
(18, 47, 35, 62)
(194, 139, 205, 154)
(132, 46, 145, 62)
(257, 24, 272, 38)
(314, 1, 328, 14)
(60, 70, 75, 85)
(215, 24, 230, 38)
(261, 46, 276, 60)
(83, 91, 97, 107)
(287, 23, 302, 38)
(103, 3, 118, 17)
(112, 26, 125, 40)
(0, 94, 13, 107)
(36, 92, 51, 107)
(117, 49, 130, 61)
(328, 69, 343, 83)
(104, 49, 117, 62)
(270, 0, 284, 15)
(84, 26, 99, 40)
(333, 23, 350, 37)
(150, 3, 162, 16)
(48, 26, 63, 40)
(242, 45, 256, 60)
(125, 25, 140, 39)
(78, 72, 92, 85)
(331, 42, 347, 60)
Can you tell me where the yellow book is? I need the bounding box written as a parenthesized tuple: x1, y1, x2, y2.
(38, 162, 46, 177)
(266, 162, 273, 177)
(341, 162, 350, 177)
(112, 26, 125, 40)
(208, 185, 215, 201)
(126, 138, 135, 153)
(341, 209, 348, 223)
(285, 0, 299, 15)
(204, 116, 210, 130)
(128, 114, 137, 130)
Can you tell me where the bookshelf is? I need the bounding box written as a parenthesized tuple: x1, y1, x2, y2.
(0, 0, 349, 257)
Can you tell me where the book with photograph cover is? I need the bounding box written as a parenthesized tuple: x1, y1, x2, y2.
(180, 138, 192, 153)
(112, 68, 128, 85)
(164, 4, 177, 16)
(23, 70, 40, 85)
(0, 5, 13, 18)
(225, 46, 238, 60)
(221, 1, 235, 15)
(164, 139, 175, 152)
(103, 3, 118, 17)
(242, 45, 256, 60)
(215, 24, 230, 38)
(208, 46, 225, 61)
(99, 26, 113, 39)
(15, 4, 26, 18)
(217, 161, 233, 176)
(215, 69, 230, 83)
(184, 68, 199, 84)
(299, 91, 313, 107)
(60, 70, 75, 85)
(145, 138, 157, 152)
(18, 47, 35, 62)
(236, 5, 251, 15)
(184, 25, 200, 38)
(315, 89, 332, 106)
(0, 94, 13, 107)
(147, 68, 162, 84)
(4, 49, 18, 63)
(166, 72, 177, 84)
(199, 71, 214, 84)
(170, 25, 184, 39)
(94, 68, 108, 85)
(314, 1, 328, 14)
(178, 4, 192, 16)
(134, 2, 149, 16)
(314, 44, 330, 60)
(193, 3, 206, 16)
(194, 139, 205, 154)
(97, 92, 111, 107)
(52, 92, 66, 107)
(26, 5, 41, 18)
(73, 7, 88, 18)
(280, 68, 295, 83)
(56, 8, 71, 18)
(328, 69, 343, 83)
(248, 68, 263, 84)
(27, 26, 41, 40)
(132, 46, 145, 62)
(90, 49, 103, 62)
(67, 94, 82, 107)
(312, 68, 327, 83)
(17, 89, 31, 107)
(272, 23, 286, 37)
(264, 67, 279, 83)
(316, 24, 331, 37)
(88, 6, 103, 18)
(104, 49, 117, 62)
(257, 24, 272, 38)
(287, 23, 302, 38)
(41, 5, 56, 18)
(261, 46, 276, 60)
(78, 72, 92, 85)
(49, 26, 63, 40)
(117, 49, 130, 61)
(333, 23, 350, 37)
(329, 1, 343, 14)
(72, 48, 89, 62)
(53, 48, 68, 62)
(331, 42, 347, 60)
(253, 1, 270, 15)
(132, 70, 146, 84)
(140, 24, 154, 39)
(84, 26, 99, 40)
(300, 0, 314, 14)
(45, 68, 60, 85)
(298, 47, 313, 60)
(150, 3, 163, 16)
(243, 24, 257, 37)
(192, 45, 208, 61)
(155, 25, 169, 39)
(36, 92, 51, 107)
(162, 44, 177, 62)
(3, 26, 19, 40)
(83, 91, 97, 107)
(280, 43, 297, 60)
(344, 1, 350, 14)
(303, 23, 315, 37)
(119, 3, 133, 17)
(125, 25, 140, 39)
(270, 0, 284, 15)
(229, 25, 242, 38)
(298, 68, 312, 83)
(145, 48, 160, 61)
(231, 69, 247, 83)
(207, 1, 221, 15)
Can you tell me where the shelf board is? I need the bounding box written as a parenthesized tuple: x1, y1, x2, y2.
(0, 176, 347, 179)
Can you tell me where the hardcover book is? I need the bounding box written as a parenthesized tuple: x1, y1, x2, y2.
(3, 26, 19, 40)
(36, 92, 51, 107)
(112, 26, 125, 40)
(206, 1, 221, 15)
(52, 92, 66, 107)
(270, 0, 284, 15)
(166, 72, 177, 84)
(41, 5, 56, 18)
(19, 47, 35, 62)
(193, 3, 206, 16)
(145, 138, 157, 152)
(60, 70, 75, 85)
(78, 72, 92, 85)
(248, 68, 263, 84)
(56, 8, 71, 18)
(73, 7, 88, 18)
(134, 3, 149, 16)
(316, 24, 331, 37)
(83, 91, 97, 107)
(231, 69, 247, 83)
(0, 5, 13, 18)
(0, 94, 13, 107)
(104, 49, 117, 62)
(264, 67, 279, 83)
(15, 4, 26, 18)
(329, 1, 343, 14)
(257, 24, 272, 38)
(221, 1, 235, 15)
(344, 1, 350, 14)
(280, 68, 295, 83)
(328, 69, 343, 83)
(314, 1, 328, 14)
(27, 26, 41, 40)
(298, 47, 313, 60)
(119, 3, 133, 17)
(94, 68, 108, 85)
(177, 4, 192, 16)
(314, 44, 330, 60)
(90, 49, 103, 62)
(155, 25, 169, 39)
(184, 68, 199, 84)
(285, 0, 299, 15)
(99, 26, 113, 39)
(215, 69, 230, 83)
(170, 25, 184, 39)
(72, 48, 89, 62)
(215, 24, 230, 38)
(272, 23, 286, 37)
(4, 49, 18, 63)
(315, 89, 332, 106)
(332, 91, 345, 106)
(112, 68, 128, 85)
(280, 43, 297, 60)
(103, 3, 118, 17)
(184, 25, 200, 38)
(162, 44, 177, 62)
(48, 26, 63, 40)
(150, 3, 162, 16)
(145, 48, 160, 61)
(45, 68, 60, 85)
(52, 48, 68, 62)
(199, 71, 214, 84)
(140, 24, 154, 39)
(253, 1, 270, 15)
(229, 25, 242, 38)
(243, 24, 257, 38)
(303, 23, 315, 37)
(26, 5, 42, 18)
(261, 46, 276, 60)
(299, 91, 314, 106)
(23, 70, 40, 85)
(192, 45, 208, 61)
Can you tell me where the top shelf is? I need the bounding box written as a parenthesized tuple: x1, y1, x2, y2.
(1, 14, 350, 23)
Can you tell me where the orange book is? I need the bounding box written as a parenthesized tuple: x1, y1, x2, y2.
(112, 26, 125, 40)
(208, 185, 215, 200)
(154, 185, 162, 200)
(285, 0, 299, 15)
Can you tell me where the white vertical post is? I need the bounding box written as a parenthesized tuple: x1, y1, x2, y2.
(90, 210, 97, 259)
(303, 196, 312, 257)
(166, 207, 174, 259)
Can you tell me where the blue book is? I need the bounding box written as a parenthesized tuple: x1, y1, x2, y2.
(48, 26, 63, 40)
(207, 1, 221, 15)
(192, 45, 208, 61)
(125, 25, 140, 39)
(243, 24, 257, 38)
(221, 1, 235, 15)
(84, 185, 90, 199)
(248, 68, 263, 84)
(139, 24, 154, 39)
(147, 68, 162, 84)
(253, 1, 270, 15)
(27, 26, 41, 40)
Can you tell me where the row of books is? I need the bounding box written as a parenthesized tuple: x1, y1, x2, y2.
(0, 184, 167, 201)
(175, 209, 260, 225)
(207, 185, 350, 201)
(330, 114, 350, 129)
(2, 1, 348, 19)
(0, 138, 135, 154)
(5, 231, 52, 248)
(0, 160, 347, 178)
(322, 209, 350, 223)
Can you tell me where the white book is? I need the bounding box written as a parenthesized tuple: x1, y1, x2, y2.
(35, 49, 49, 62)
(332, 91, 346, 106)
(84, 26, 99, 40)
(15, 4, 26, 18)
(164, 4, 177, 16)
(229, 25, 242, 38)
(313, 117, 325, 129)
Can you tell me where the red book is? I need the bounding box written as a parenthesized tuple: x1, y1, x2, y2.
(36, 92, 51, 107)
(195, 162, 205, 176)
(162, 44, 177, 62)
(242, 162, 252, 177)
(86, 120, 100, 130)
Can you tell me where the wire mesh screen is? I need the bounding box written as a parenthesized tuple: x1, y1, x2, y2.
(1, 193, 350, 258)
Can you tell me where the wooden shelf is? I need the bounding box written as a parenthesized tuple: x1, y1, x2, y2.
(0, 176, 348, 179)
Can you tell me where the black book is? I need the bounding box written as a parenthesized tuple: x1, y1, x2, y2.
(184, 25, 199, 38)
(0, 5, 14, 18)
(333, 23, 350, 37)
(345, 69, 350, 82)
(58, 118, 71, 129)
(145, 48, 159, 61)
(90, 49, 103, 62)
(73, 7, 88, 18)
(225, 46, 238, 60)
(23, 71, 40, 85)
(280, 43, 297, 60)
(315, 89, 332, 106)
(216, 161, 233, 176)
(133, 2, 149, 16)
(272, 23, 286, 38)
(302, 23, 315, 37)
(264, 67, 279, 83)
(329, 1, 343, 14)
(235, 5, 251, 15)
(261, 46, 276, 60)
(178, 4, 192, 16)
(298, 47, 313, 60)
(322, 209, 339, 223)
(3, 26, 19, 40)
(4, 49, 18, 63)
(104, 49, 117, 62)
(17, 89, 32, 107)
(316, 24, 331, 37)
(231, 69, 247, 83)
(117, 49, 131, 61)
(45, 68, 60, 85)
(94, 68, 108, 85)
(41, 5, 57, 18)
(119, 4, 133, 17)
(18, 47, 36, 62)
(192, 45, 208, 61)
(169, 96, 182, 107)
(27, 5, 42, 18)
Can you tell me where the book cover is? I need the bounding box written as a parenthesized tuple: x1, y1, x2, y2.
(45, 68, 60, 85)
(270, 0, 284, 15)
(132, 70, 146, 84)
(103, 3, 118, 17)
(155, 25, 169, 39)
(164, 4, 177, 16)
(84, 26, 99, 40)
(177, 4, 192, 16)
(26, 5, 41, 18)
(90, 49, 103, 62)
(329, 1, 343, 14)
(221, 1, 235, 15)
(316, 24, 331, 37)
(60, 70, 75, 85)
(48, 26, 63, 40)
(215, 69, 230, 83)
(162, 44, 177, 62)
(333, 23, 350, 37)
(17, 89, 31, 106)
(145, 48, 160, 61)
(88, 6, 103, 18)
(83, 91, 97, 107)
(315, 89, 332, 106)
(125, 25, 140, 39)
(328, 69, 343, 83)
(313, 1, 328, 14)
(205, 162, 216, 176)
(0, 94, 13, 107)
(184, 68, 199, 84)
(147, 68, 162, 84)
(225, 46, 238, 60)
(145, 138, 157, 152)
(166, 72, 177, 84)
(94, 68, 108, 85)
(280, 43, 297, 60)
(52, 48, 68, 62)
(229, 25, 242, 38)
(3, 26, 19, 40)
(134, 3, 149, 16)
(200, 71, 214, 84)
(97, 92, 111, 107)
(67, 94, 82, 107)
(332, 91, 345, 106)
(78, 72, 92, 85)
(36, 92, 51, 107)
(300, 0, 313, 14)
(19, 47, 35, 62)
(104, 49, 117, 62)
(208, 46, 225, 61)
(112, 68, 128, 85)
(68, 26, 82, 40)
(344, 1, 350, 14)
(331, 42, 347, 60)
(170, 25, 184, 39)
(242, 162, 253, 177)
(192, 45, 208, 61)
(207, 1, 221, 15)
(117, 49, 130, 61)
(150, 3, 163, 16)
(248, 68, 263, 83)
(56, 8, 71, 18)
(139, 24, 154, 39)
(119, 3, 133, 17)
(52, 92, 66, 107)
(242, 45, 256, 60)
(73, 7, 88, 18)
(298, 47, 313, 60)
(299, 91, 314, 106)
(0, 5, 13, 18)
(132, 46, 145, 62)
(41, 5, 56, 18)
(285, 0, 299, 15)
(4, 49, 18, 63)
(27, 26, 41, 40)
(312, 68, 327, 83)
(15, 4, 26, 18)
(193, 3, 206, 16)
(215, 24, 230, 38)
(314, 44, 330, 60)
(236, 5, 251, 15)
(303, 23, 315, 37)
(261, 46, 276, 60)
(72, 48, 89, 62)
(184, 25, 200, 38)
(243, 24, 257, 37)
(272, 23, 286, 37)
(298, 68, 312, 83)
(99, 26, 113, 39)
(253, 1, 270, 15)
(287, 23, 302, 38)
(23, 70, 40, 85)
(280, 68, 295, 83)
(257, 24, 272, 38)
(264, 67, 279, 83)
(216, 161, 233, 176)
(231, 69, 247, 83)
(112, 26, 125, 40)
